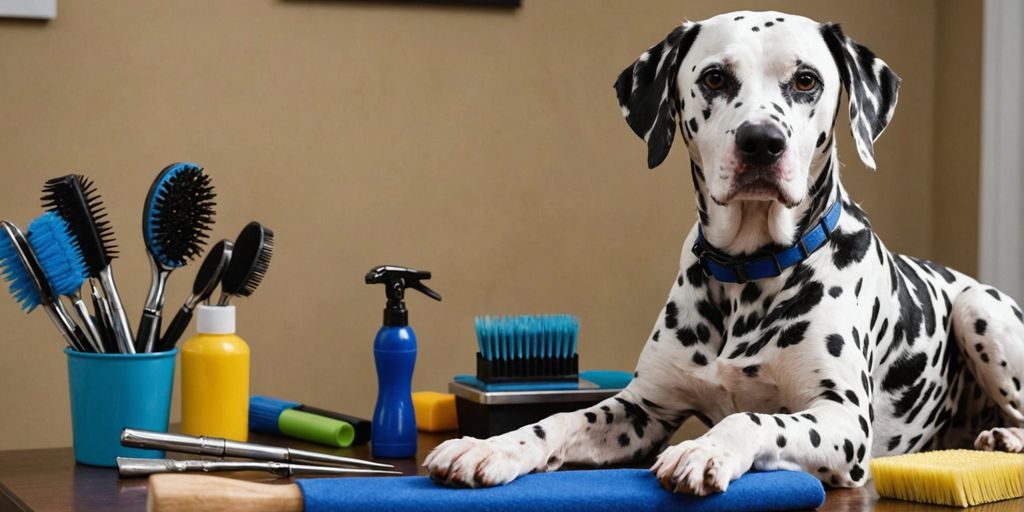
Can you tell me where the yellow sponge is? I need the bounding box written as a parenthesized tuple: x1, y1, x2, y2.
(412, 391, 458, 432)
(871, 449, 1024, 507)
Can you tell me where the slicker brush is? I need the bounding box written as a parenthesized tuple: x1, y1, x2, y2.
(136, 162, 215, 353)
(218, 221, 273, 305)
(871, 449, 1024, 507)
(41, 174, 132, 353)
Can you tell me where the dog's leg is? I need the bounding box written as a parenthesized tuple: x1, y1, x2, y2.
(652, 399, 871, 493)
(948, 287, 1024, 452)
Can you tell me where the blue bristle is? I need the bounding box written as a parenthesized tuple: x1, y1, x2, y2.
(473, 315, 580, 361)
(0, 228, 42, 312)
(27, 213, 87, 297)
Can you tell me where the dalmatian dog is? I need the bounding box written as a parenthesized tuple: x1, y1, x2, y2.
(424, 10, 1024, 494)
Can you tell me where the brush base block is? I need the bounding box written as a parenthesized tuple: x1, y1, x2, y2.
(449, 380, 621, 438)
(476, 353, 578, 383)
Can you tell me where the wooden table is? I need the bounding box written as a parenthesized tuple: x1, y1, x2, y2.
(0, 431, 1019, 511)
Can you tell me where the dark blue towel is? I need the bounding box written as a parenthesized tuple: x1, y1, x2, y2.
(298, 468, 825, 512)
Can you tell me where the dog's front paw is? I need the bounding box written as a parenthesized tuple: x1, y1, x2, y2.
(650, 439, 745, 495)
(975, 428, 1024, 452)
(423, 437, 526, 487)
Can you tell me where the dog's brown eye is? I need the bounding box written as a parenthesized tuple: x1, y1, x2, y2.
(794, 73, 818, 92)
(702, 71, 727, 91)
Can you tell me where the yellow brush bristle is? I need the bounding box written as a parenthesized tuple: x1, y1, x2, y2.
(871, 449, 1024, 507)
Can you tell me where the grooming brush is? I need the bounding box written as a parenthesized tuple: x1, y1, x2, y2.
(871, 449, 1024, 507)
(117, 457, 401, 478)
(0, 220, 90, 351)
(217, 222, 273, 305)
(473, 314, 580, 385)
(155, 239, 232, 352)
(42, 174, 133, 353)
(26, 212, 104, 353)
(137, 162, 216, 353)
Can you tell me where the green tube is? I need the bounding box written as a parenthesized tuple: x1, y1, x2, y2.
(278, 408, 355, 448)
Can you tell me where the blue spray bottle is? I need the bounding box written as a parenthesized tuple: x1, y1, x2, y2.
(365, 265, 441, 458)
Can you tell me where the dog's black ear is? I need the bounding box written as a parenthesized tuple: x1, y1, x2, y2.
(614, 22, 701, 169)
(821, 23, 901, 169)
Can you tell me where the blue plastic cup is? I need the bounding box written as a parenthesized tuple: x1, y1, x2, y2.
(65, 348, 177, 467)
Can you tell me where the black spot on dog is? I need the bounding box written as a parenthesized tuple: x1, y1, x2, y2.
(821, 379, 836, 389)
(652, 330, 660, 342)
(1014, 377, 1021, 391)
(843, 439, 854, 462)
(691, 352, 708, 366)
(702, 107, 712, 121)
(809, 429, 821, 447)
(822, 390, 844, 404)
(776, 434, 787, 448)
(882, 352, 927, 391)
(747, 413, 761, 425)
(856, 444, 866, 462)
(855, 277, 863, 297)
(893, 380, 926, 418)
(763, 282, 824, 326)
(981, 353, 990, 363)
(858, 416, 869, 437)
(870, 298, 880, 329)
(676, 327, 699, 347)
(618, 433, 630, 447)
(887, 435, 901, 451)
(850, 465, 864, 481)
(732, 312, 762, 338)
(776, 17, 784, 22)
(774, 416, 785, 428)
(801, 413, 817, 423)
(734, 15, 744, 20)
(533, 425, 546, 440)
(830, 229, 871, 269)
(829, 286, 843, 298)
(906, 434, 922, 450)
(604, 411, 614, 424)
(1014, 306, 1024, 324)
(743, 365, 759, 377)
(584, 412, 597, 423)
(664, 301, 679, 329)
(751, 26, 760, 32)
(728, 342, 750, 359)
(817, 467, 828, 474)
(615, 397, 650, 438)
(826, 334, 844, 357)
(765, 21, 774, 27)
(986, 288, 1001, 301)
(777, 321, 810, 348)
(697, 300, 725, 335)
(741, 282, 762, 304)
(686, 262, 705, 288)
(735, 101, 743, 108)
(845, 390, 860, 406)
(677, 275, 684, 287)
(745, 327, 780, 357)
(975, 319, 987, 336)
(816, 132, 826, 148)
(689, 118, 699, 133)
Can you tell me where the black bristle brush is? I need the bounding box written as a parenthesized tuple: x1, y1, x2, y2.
(41, 175, 131, 353)
(137, 162, 216, 353)
(218, 222, 273, 305)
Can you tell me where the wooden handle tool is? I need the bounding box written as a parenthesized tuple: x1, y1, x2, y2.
(147, 474, 302, 512)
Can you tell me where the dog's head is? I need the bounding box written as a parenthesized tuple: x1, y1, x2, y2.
(615, 11, 899, 249)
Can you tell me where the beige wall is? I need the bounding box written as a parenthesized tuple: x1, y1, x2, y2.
(0, 0, 981, 450)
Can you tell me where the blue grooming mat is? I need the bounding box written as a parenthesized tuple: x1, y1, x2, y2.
(298, 468, 825, 512)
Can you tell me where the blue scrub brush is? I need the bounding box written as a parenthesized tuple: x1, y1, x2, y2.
(136, 162, 216, 353)
(473, 314, 580, 384)
(26, 212, 104, 352)
(0, 220, 90, 351)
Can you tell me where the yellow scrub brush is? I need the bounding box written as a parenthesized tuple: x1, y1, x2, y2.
(871, 449, 1024, 507)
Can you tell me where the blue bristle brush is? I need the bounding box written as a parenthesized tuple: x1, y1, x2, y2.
(464, 314, 580, 389)
(0, 220, 90, 351)
(136, 162, 216, 353)
(26, 212, 104, 352)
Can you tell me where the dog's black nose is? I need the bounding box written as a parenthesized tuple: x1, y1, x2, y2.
(736, 123, 786, 167)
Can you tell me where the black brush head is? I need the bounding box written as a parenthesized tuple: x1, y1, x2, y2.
(40, 174, 117, 277)
(144, 163, 216, 268)
(222, 222, 273, 298)
(193, 239, 232, 300)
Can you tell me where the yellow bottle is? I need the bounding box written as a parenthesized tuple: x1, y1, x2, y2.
(180, 305, 250, 441)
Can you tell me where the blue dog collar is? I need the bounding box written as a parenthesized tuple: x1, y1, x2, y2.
(693, 201, 842, 284)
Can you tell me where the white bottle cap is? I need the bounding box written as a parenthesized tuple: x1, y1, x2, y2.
(196, 305, 236, 334)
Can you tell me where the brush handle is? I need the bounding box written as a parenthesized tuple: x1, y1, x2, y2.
(90, 282, 119, 353)
(137, 263, 171, 353)
(148, 474, 302, 512)
(69, 294, 105, 353)
(156, 305, 194, 352)
(100, 266, 135, 353)
(43, 303, 87, 352)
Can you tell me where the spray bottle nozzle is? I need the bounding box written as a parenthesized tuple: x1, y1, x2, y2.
(365, 265, 441, 327)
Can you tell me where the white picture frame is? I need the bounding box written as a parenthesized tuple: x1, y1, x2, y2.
(0, 0, 56, 20)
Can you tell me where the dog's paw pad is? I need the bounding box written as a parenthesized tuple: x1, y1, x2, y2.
(651, 440, 739, 495)
(424, 437, 524, 487)
(975, 428, 1024, 453)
